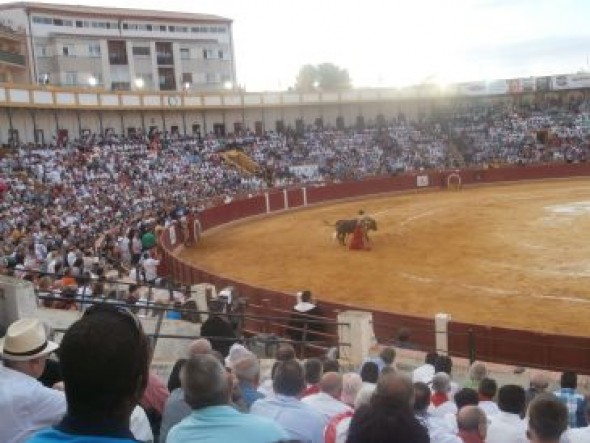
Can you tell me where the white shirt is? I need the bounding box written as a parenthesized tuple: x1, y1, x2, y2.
(302, 392, 352, 424)
(131, 405, 154, 442)
(485, 411, 527, 443)
(419, 413, 461, 443)
(479, 400, 500, 417)
(142, 258, 160, 282)
(429, 400, 458, 418)
(0, 364, 67, 443)
(413, 363, 435, 384)
(562, 426, 590, 443)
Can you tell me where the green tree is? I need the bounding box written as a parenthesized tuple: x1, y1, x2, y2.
(294, 63, 351, 92)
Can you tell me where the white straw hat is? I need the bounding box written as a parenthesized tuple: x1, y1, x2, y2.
(0, 318, 58, 361)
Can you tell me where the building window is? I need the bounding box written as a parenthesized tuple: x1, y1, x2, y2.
(62, 45, 75, 57)
(182, 72, 193, 84)
(32, 16, 53, 25)
(35, 45, 49, 57)
(146, 24, 153, 31)
(218, 50, 223, 59)
(108, 40, 128, 65)
(180, 48, 190, 59)
(65, 72, 77, 85)
(203, 49, 215, 59)
(132, 46, 150, 57)
(160, 25, 166, 32)
(88, 43, 101, 57)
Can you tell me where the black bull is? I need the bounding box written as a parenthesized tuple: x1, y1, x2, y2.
(335, 218, 377, 245)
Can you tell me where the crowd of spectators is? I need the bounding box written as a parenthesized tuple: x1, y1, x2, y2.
(1, 313, 588, 443)
(3, 104, 590, 294)
(1, 106, 590, 441)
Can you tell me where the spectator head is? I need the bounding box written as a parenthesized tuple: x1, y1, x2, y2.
(360, 361, 379, 384)
(323, 358, 340, 373)
(478, 378, 498, 401)
(468, 361, 488, 383)
(498, 385, 526, 416)
(395, 327, 411, 345)
(275, 343, 296, 362)
(225, 343, 252, 369)
(0, 318, 58, 379)
(530, 372, 550, 392)
(413, 382, 431, 413)
(233, 354, 260, 386)
(434, 355, 453, 375)
(560, 371, 577, 389)
(347, 373, 425, 443)
(58, 305, 150, 421)
(457, 406, 487, 440)
(320, 372, 343, 399)
(425, 351, 438, 366)
(527, 394, 568, 443)
(300, 290, 313, 303)
(371, 372, 414, 412)
(432, 372, 452, 394)
(379, 346, 396, 366)
(303, 358, 323, 384)
(187, 338, 212, 358)
(454, 388, 479, 409)
(167, 358, 187, 392)
(341, 372, 362, 407)
(182, 354, 230, 410)
(273, 359, 305, 397)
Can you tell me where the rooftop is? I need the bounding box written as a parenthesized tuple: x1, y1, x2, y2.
(0, 2, 232, 23)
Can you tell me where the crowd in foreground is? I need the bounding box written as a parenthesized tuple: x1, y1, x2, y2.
(0, 307, 588, 443)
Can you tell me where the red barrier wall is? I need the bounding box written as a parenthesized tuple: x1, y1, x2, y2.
(160, 163, 590, 373)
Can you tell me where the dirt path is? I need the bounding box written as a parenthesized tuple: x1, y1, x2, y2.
(179, 179, 590, 336)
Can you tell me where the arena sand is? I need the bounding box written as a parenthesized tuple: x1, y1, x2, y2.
(178, 179, 590, 336)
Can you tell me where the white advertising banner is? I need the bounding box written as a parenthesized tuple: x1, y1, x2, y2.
(551, 74, 590, 90)
(416, 175, 429, 187)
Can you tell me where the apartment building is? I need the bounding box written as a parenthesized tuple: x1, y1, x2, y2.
(0, 2, 236, 92)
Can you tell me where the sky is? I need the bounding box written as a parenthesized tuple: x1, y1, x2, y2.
(22, 0, 590, 91)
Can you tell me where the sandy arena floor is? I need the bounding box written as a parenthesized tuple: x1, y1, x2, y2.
(179, 179, 590, 336)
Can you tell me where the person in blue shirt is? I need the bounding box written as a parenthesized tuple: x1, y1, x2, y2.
(166, 354, 288, 443)
(250, 359, 326, 443)
(27, 304, 151, 443)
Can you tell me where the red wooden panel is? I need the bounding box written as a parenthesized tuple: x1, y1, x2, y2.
(268, 190, 285, 212)
(287, 188, 304, 208)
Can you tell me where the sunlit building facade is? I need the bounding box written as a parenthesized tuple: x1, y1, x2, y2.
(0, 2, 236, 92)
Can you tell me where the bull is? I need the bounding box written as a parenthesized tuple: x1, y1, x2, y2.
(334, 217, 377, 245)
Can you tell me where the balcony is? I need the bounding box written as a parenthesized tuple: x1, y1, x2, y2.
(0, 50, 25, 67)
(156, 54, 173, 66)
(109, 54, 128, 65)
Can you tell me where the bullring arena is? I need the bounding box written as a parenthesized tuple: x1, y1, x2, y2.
(179, 178, 590, 337)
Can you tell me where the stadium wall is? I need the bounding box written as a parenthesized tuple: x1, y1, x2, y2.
(159, 163, 590, 374)
(3, 82, 588, 143)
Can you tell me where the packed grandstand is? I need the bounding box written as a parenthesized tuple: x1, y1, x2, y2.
(1, 100, 590, 443)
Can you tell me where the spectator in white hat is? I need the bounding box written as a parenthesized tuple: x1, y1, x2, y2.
(0, 317, 66, 443)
